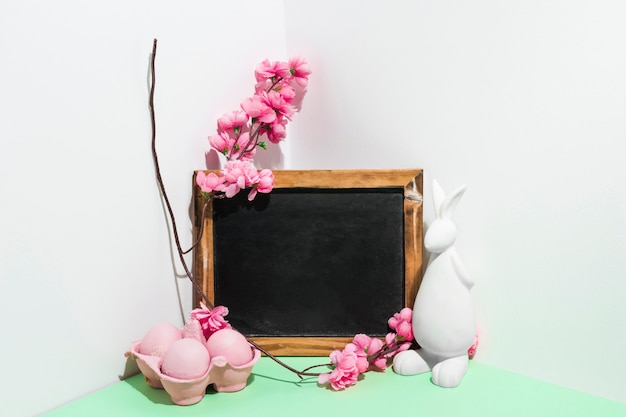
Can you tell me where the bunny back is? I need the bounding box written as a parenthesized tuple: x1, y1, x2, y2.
(412, 249, 475, 357)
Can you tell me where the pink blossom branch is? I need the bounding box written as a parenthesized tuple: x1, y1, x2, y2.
(268, 77, 283, 91)
(235, 76, 285, 161)
(366, 341, 408, 363)
(235, 121, 263, 160)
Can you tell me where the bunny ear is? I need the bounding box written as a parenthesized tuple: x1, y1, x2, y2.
(432, 180, 446, 218)
(440, 184, 467, 219)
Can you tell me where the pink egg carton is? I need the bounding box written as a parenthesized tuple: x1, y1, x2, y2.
(126, 340, 260, 405)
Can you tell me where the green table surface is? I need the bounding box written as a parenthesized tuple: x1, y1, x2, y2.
(43, 357, 626, 417)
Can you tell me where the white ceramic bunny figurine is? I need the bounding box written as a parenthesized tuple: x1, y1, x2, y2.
(393, 179, 475, 388)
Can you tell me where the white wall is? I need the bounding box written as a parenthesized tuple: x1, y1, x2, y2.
(0, 1, 287, 416)
(1, 1, 625, 416)
(285, 0, 626, 404)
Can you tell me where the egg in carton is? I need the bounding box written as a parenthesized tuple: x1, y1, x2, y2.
(126, 320, 260, 405)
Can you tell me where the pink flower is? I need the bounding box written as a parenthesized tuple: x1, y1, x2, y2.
(388, 307, 414, 342)
(371, 355, 388, 370)
(217, 110, 249, 133)
(288, 55, 312, 87)
(241, 95, 276, 124)
(209, 132, 234, 155)
(396, 322, 413, 342)
(262, 91, 294, 120)
(276, 84, 296, 102)
(190, 304, 232, 339)
(352, 334, 384, 373)
(379, 332, 410, 360)
(196, 171, 225, 194)
(351, 335, 372, 373)
(318, 345, 359, 390)
(256, 169, 274, 193)
(262, 118, 287, 144)
(468, 334, 479, 358)
(221, 160, 259, 198)
(255, 59, 291, 82)
(247, 169, 274, 201)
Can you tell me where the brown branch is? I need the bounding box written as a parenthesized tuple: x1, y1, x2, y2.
(367, 342, 404, 363)
(246, 340, 322, 378)
(149, 38, 213, 309)
(182, 199, 209, 255)
(298, 362, 331, 376)
(148, 39, 324, 380)
(236, 122, 263, 160)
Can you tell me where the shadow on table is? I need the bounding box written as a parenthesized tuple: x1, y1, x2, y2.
(122, 375, 174, 405)
(249, 372, 320, 387)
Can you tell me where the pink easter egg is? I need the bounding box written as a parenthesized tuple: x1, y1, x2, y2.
(139, 322, 182, 357)
(161, 338, 211, 380)
(206, 329, 254, 366)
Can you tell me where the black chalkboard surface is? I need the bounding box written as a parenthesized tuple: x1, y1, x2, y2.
(193, 170, 423, 355)
(212, 188, 404, 337)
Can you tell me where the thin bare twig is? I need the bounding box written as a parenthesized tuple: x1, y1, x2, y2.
(182, 200, 209, 255)
(149, 38, 213, 309)
(246, 340, 324, 378)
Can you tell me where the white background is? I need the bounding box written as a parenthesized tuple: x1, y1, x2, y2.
(1, 1, 625, 415)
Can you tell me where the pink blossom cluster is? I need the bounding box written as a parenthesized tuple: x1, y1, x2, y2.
(198, 56, 311, 201)
(189, 303, 232, 340)
(196, 162, 274, 201)
(317, 308, 415, 391)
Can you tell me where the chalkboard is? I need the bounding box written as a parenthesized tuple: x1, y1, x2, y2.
(193, 170, 423, 356)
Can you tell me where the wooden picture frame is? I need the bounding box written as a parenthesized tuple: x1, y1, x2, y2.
(193, 169, 423, 356)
